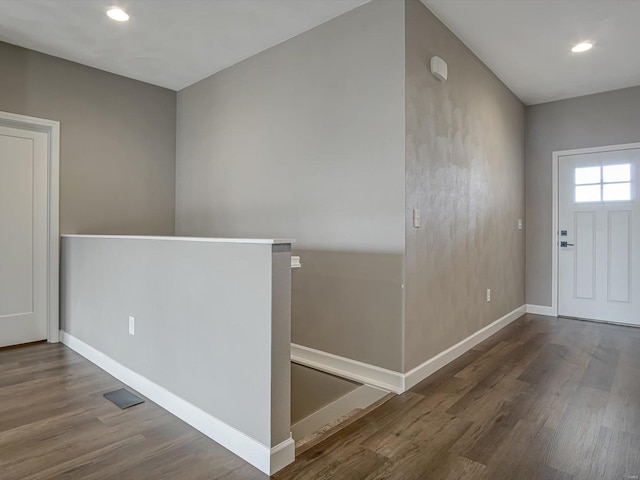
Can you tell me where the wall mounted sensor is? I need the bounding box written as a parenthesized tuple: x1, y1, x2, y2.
(430, 56, 448, 81)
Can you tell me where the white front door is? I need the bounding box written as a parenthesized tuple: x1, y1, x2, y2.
(558, 148, 640, 325)
(0, 125, 49, 347)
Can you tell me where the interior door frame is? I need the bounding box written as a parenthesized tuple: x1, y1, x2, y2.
(0, 111, 60, 343)
(552, 142, 640, 318)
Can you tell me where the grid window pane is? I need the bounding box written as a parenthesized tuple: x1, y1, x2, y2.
(603, 164, 631, 183)
(603, 182, 631, 201)
(575, 184, 601, 203)
(575, 166, 601, 185)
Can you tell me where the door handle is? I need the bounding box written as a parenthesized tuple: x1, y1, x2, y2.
(560, 241, 575, 247)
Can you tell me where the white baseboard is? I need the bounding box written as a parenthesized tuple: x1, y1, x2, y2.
(526, 304, 557, 316)
(403, 305, 526, 390)
(269, 436, 296, 475)
(292, 305, 527, 394)
(291, 385, 388, 441)
(291, 344, 404, 393)
(59, 330, 294, 475)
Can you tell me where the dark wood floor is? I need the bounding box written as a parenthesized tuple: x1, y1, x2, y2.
(2, 314, 639, 479)
(275, 314, 640, 479)
(0, 342, 268, 479)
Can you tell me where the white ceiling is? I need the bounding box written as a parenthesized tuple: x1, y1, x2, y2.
(2, 1, 639, 103)
(424, 0, 640, 105)
(0, 0, 370, 91)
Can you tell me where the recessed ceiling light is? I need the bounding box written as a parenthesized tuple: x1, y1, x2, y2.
(571, 42, 593, 53)
(107, 7, 129, 22)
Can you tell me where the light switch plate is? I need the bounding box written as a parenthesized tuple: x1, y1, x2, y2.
(413, 209, 421, 228)
(518, 219, 523, 230)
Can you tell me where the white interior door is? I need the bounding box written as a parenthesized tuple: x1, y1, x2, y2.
(0, 125, 49, 347)
(558, 148, 640, 325)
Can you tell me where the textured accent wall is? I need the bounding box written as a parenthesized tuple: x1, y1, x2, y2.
(404, 0, 526, 371)
(0, 41, 177, 235)
(526, 86, 640, 307)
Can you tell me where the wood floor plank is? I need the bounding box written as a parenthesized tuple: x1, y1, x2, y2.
(539, 465, 574, 479)
(452, 392, 528, 465)
(483, 418, 556, 479)
(518, 343, 572, 384)
(429, 455, 486, 480)
(587, 425, 640, 480)
(446, 364, 534, 422)
(603, 357, 640, 435)
(374, 416, 473, 480)
(579, 345, 620, 392)
(369, 406, 472, 461)
(544, 386, 610, 477)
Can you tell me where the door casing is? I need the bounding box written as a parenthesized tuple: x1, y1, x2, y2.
(0, 111, 60, 343)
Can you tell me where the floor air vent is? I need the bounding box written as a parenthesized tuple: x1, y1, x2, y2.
(103, 388, 145, 409)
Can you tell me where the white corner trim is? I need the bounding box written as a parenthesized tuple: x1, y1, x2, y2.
(291, 385, 388, 441)
(270, 436, 296, 475)
(404, 305, 526, 390)
(292, 305, 527, 394)
(552, 150, 560, 319)
(526, 304, 556, 316)
(60, 234, 294, 245)
(291, 344, 405, 393)
(59, 331, 294, 475)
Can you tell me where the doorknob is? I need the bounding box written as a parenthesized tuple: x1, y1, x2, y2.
(560, 241, 575, 247)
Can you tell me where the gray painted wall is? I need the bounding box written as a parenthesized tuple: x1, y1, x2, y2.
(0, 41, 176, 235)
(61, 236, 291, 448)
(526, 86, 640, 306)
(404, 0, 526, 371)
(291, 364, 358, 425)
(175, 0, 406, 371)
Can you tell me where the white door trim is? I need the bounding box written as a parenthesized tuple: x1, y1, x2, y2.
(552, 142, 640, 318)
(0, 111, 60, 343)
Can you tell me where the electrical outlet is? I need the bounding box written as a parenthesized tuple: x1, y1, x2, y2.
(129, 316, 135, 336)
(518, 219, 523, 230)
(486, 289, 491, 303)
(413, 209, 421, 228)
